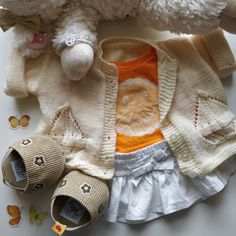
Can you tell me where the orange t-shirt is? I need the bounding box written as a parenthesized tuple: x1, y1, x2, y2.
(112, 46, 164, 153)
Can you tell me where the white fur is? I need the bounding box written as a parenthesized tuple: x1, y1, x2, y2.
(0, 0, 65, 20)
(0, 0, 235, 80)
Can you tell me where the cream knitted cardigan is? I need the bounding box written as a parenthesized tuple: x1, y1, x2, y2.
(4, 45, 118, 180)
(4, 30, 236, 177)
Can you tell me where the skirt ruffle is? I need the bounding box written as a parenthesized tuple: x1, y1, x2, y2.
(105, 141, 236, 223)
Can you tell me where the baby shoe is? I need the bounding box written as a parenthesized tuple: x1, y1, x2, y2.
(1, 135, 65, 192)
(51, 170, 109, 231)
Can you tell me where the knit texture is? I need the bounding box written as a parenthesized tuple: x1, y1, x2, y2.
(192, 30, 236, 78)
(95, 30, 236, 177)
(4, 44, 117, 180)
(2, 135, 65, 192)
(51, 170, 109, 230)
(158, 30, 236, 176)
(4, 41, 28, 97)
(4, 30, 236, 177)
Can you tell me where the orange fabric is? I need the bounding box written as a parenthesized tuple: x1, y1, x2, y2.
(113, 46, 165, 153)
(116, 130, 164, 153)
(113, 47, 158, 84)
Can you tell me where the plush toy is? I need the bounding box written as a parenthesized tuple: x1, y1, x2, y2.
(0, 0, 236, 81)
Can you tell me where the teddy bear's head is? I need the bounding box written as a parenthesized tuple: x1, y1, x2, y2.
(0, 0, 66, 20)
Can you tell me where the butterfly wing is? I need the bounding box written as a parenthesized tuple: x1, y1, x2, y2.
(30, 206, 48, 225)
(9, 217, 21, 226)
(7, 205, 21, 227)
(7, 205, 21, 217)
(8, 116, 19, 129)
(19, 115, 30, 128)
(29, 206, 36, 224)
(35, 212, 48, 225)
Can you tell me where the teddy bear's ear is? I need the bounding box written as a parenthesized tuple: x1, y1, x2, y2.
(4, 40, 28, 98)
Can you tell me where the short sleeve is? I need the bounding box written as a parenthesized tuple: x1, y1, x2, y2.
(4, 42, 48, 98)
(191, 29, 236, 79)
(4, 43, 29, 97)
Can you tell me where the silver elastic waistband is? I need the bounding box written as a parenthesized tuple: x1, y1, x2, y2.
(114, 141, 176, 177)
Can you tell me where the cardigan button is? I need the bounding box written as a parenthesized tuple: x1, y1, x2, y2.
(161, 119, 170, 128)
(183, 153, 188, 158)
(180, 152, 190, 161)
(111, 81, 116, 88)
(170, 134, 178, 142)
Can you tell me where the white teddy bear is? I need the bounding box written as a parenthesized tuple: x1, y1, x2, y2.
(0, 0, 236, 81)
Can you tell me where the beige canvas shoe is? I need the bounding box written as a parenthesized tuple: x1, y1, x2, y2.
(2, 135, 65, 192)
(51, 170, 109, 231)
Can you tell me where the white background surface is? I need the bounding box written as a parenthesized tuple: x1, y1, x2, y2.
(0, 19, 236, 236)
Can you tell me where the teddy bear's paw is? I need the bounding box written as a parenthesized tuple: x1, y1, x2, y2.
(61, 43, 94, 81)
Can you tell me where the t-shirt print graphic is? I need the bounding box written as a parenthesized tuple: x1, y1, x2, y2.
(116, 77, 160, 136)
(112, 46, 164, 153)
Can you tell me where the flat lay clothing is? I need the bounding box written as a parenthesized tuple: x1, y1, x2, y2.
(4, 29, 236, 179)
(105, 43, 236, 223)
(97, 29, 236, 177)
(106, 141, 236, 223)
(3, 29, 236, 227)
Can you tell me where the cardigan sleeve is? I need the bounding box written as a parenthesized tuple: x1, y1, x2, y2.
(191, 29, 236, 79)
(4, 43, 29, 98)
(4, 43, 48, 98)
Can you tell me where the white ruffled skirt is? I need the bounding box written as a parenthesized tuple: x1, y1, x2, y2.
(105, 141, 236, 223)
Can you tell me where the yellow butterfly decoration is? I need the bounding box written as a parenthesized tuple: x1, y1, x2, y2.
(29, 206, 48, 225)
(8, 115, 30, 129)
(7, 205, 22, 227)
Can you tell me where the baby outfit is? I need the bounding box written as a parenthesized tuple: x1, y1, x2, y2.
(2, 29, 236, 228)
(104, 46, 236, 222)
(93, 29, 236, 177)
